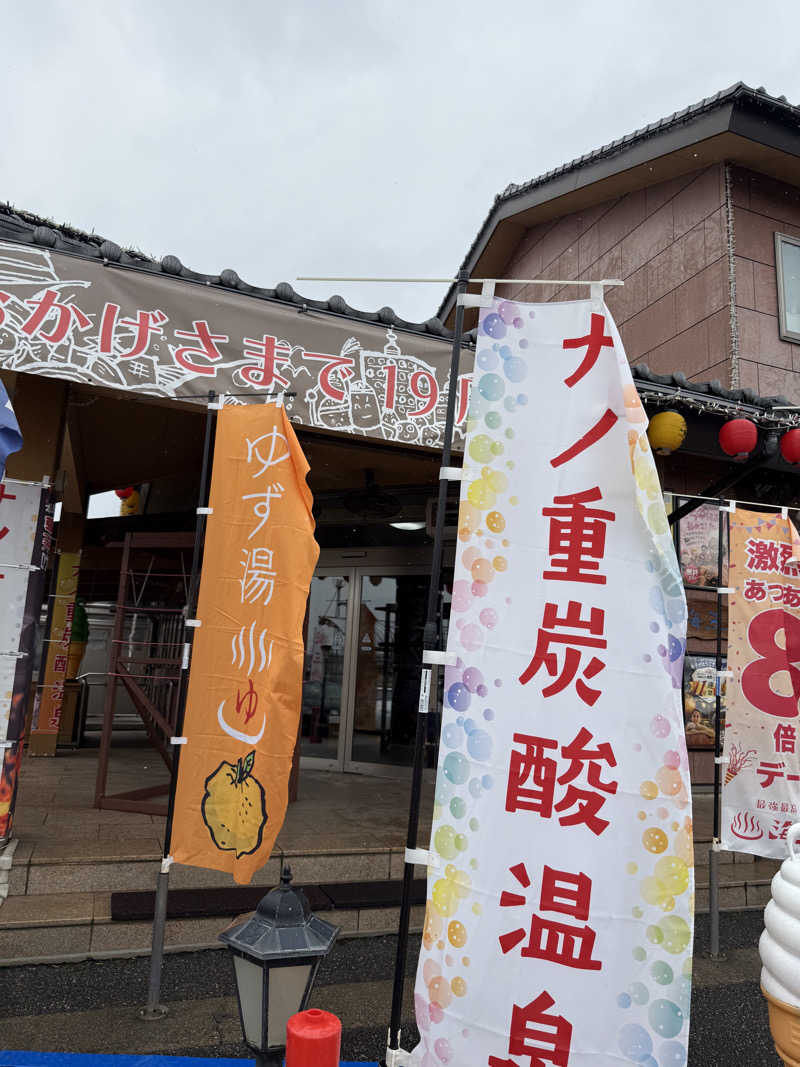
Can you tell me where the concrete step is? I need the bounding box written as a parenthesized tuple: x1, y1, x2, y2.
(0, 889, 425, 965)
(7, 839, 408, 897)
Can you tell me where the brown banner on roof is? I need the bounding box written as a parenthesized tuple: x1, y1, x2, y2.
(0, 240, 471, 448)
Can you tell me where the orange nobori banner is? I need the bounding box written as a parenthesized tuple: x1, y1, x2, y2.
(171, 402, 318, 884)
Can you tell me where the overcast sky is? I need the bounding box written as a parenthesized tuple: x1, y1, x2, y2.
(1, 1, 798, 324)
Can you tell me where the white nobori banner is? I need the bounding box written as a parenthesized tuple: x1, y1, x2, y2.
(0, 480, 42, 742)
(410, 299, 693, 1067)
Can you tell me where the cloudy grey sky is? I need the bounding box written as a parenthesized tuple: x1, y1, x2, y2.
(1, 0, 798, 324)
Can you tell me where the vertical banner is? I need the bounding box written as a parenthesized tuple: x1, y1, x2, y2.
(0, 480, 42, 744)
(30, 550, 81, 740)
(722, 509, 800, 856)
(0, 484, 52, 841)
(412, 300, 692, 1067)
(171, 403, 318, 884)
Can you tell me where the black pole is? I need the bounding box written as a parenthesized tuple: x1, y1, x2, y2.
(163, 389, 217, 856)
(709, 499, 725, 959)
(142, 389, 217, 1020)
(387, 269, 469, 1055)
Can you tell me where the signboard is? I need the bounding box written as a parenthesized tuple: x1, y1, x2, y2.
(677, 500, 727, 587)
(0, 479, 46, 744)
(412, 300, 692, 1066)
(171, 402, 318, 884)
(0, 240, 470, 448)
(683, 655, 726, 749)
(30, 550, 81, 736)
(0, 483, 51, 840)
(721, 509, 800, 857)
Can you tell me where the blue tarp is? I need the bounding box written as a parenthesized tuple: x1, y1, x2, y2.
(0, 1055, 377, 1067)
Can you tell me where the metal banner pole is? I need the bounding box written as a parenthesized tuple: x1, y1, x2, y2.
(386, 270, 470, 1062)
(141, 390, 218, 1020)
(709, 500, 726, 960)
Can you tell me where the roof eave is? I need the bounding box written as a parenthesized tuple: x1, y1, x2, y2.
(439, 89, 800, 323)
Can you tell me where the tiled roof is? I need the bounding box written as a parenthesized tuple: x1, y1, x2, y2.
(497, 82, 798, 204)
(0, 202, 457, 342)
(632, 363, 800, 424)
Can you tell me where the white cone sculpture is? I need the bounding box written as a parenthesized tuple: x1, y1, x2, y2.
(760, 823, 800, 1065)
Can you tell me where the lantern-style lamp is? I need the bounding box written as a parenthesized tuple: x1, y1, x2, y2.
(780, 429, 800, 465)
(647, 411, 687, 455)
(719, 417, 758, 459)
(219, 866, 338, 1067)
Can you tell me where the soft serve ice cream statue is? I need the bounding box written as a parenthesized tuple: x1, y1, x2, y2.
(760, 823, 800, 1065)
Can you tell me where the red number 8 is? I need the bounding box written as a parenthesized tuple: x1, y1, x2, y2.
(741, 608, 800, 718)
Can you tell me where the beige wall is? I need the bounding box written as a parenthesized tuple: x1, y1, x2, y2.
(498, 164, 733, 383)
(731, 166, 800, 400)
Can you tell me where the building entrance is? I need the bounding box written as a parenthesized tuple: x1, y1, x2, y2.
(300, 549, 440, 776)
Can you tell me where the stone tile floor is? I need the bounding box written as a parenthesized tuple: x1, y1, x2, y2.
(8, 738, 435, 869)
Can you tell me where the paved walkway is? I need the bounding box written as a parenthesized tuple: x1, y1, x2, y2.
(10, 741, 434, 859)
(0, 915, 781, 1064)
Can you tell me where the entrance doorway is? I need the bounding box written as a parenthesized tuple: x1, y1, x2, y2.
(300, 549, 440, 776)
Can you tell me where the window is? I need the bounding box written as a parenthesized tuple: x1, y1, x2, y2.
(776, 233, 800, 343)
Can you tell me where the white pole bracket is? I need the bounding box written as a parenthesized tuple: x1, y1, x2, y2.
(405, 847, 436, 867)
(385, 1043, 412, 1067)
(711, 838, 723, 852)
(422, 649, 458, 667)
(185, 619, 202, 628)
(208, 394, 226, 410)
(720, 501, 737, 514)
(439, 467, 462, 481)
(170, 737, 187, 746)
(457, 279, 496, 309)
(161, 856, 174, 873)
(196, 507, 213, 516)
(716, 587, 734, 596)
(182, 643, 191, 670)
(714, 756, 730, 765)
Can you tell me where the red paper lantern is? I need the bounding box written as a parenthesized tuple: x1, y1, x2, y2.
(780, 429, 800, 465)
(115, 487, 134, 499)
(718, 418, 758, 457)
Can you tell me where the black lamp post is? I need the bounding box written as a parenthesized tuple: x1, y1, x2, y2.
(220, 865, 339, 1067)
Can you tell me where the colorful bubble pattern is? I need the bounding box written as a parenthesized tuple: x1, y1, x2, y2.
(616, 343, 694, 1064)
(415, 299, 524, 1062)
(414, 301, 693, 1066)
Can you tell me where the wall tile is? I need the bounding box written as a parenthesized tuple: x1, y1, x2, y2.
(690, 359, 728, 387)
(737, 359, 759, 392)
(738, 307, 793, 370)
(674, 166, 725, 238)
(606, 265, 647, 325)
(644, 321, 709, 377)
(620, 290, 676, 360)
(735, 257, 755, 310)
(757, 364, 800, 402)
(595, 190, 646, 258)
(644, 171, 699, 217)
(578, 224, 600, 274)
(734, 209, 777, 266)
(704, 208, 726, 264)
(748, 172, 800, 228)
(729, 167, 750, 209)
(753, 262, 779, 317)
(675, 259, 728, 333)
(707, 307, 731, 367)
(620, 202, 674, 278)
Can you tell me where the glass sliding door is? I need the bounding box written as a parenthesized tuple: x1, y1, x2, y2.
(346, 570, 430, 772)
(300, 572, 354, 768)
